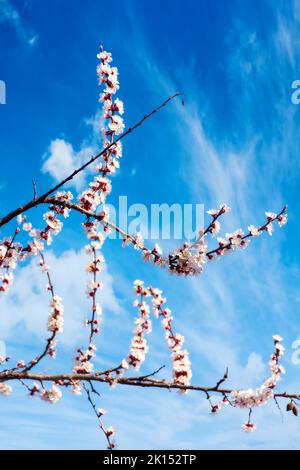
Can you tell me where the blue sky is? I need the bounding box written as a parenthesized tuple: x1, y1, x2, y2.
(1, 0, 300, 449)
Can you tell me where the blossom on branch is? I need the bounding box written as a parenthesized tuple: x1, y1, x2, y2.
(47, 295, 64, 333)
(40, 384, 62, 404)
(0, 383, 12, 396)
(231, 335, 285, 431)
(0, 43, 292, 451)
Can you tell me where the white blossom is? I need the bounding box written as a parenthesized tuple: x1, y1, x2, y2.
(40, 385, 62, 404)
(0, 383, 12, 396)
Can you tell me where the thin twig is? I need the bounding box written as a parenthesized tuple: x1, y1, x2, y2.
(215, 367, 228, 390)
(0, 94, 181, 228)
(32, 180, 37, 201)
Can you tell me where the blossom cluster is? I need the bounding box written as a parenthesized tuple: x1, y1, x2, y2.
(117, 281, 192, 390)
(94, 406, 116, 450)
(49, 191, 73, 218)
(72, 244, 103, 374)
(36, 249, 64, 361)
(78, 46, 124, 215)
(73, 344, 97, 375)
(168, 239, 207, 276)
(0, 192, 73, 296)
(40, 384, 62, 404)
(19, 192, 72, 257)
(76, 49, 124, 380)
(47, 295, 64, 333)
(123, 236, 166, 268)
(231, 335, 285, 432)
(121, 284, 152, 371)
(0, 383, 12, 396)
(170, 206, 288, 274)
(2, 380, 62, 406)
(0, 234, 22, 293)
(0, 271, 14, 293)
(74, 47, 125, 375)
(150, 285, 192, 389)
(121, 205, 288, 278)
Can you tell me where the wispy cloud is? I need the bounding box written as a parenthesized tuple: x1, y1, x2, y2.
(0, 0, 38, 47)
(85, 0, 300, 448)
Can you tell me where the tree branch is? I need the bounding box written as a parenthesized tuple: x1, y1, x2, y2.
(0, 370, 299, 401)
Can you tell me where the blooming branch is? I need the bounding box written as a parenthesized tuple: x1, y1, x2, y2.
(0, 44, 293, 450)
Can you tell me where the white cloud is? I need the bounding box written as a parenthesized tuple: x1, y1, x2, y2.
(0, 0, 38, 47)
(41, 111, 103, 190)
(0, 248, 121, 347)
(41, 139, 95, 192)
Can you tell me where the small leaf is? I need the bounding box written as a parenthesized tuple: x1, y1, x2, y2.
(286, 400, 298, 416)
(287, 401, 294, 411)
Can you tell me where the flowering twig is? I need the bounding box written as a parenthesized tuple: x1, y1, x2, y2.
(0, 44, 292, 449)
(83, 383, 116, 450)
(21, 251, 63, 372)
(36, 198, 288, 277)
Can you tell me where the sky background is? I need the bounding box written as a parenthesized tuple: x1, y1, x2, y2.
(0, 0, 300, 450)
